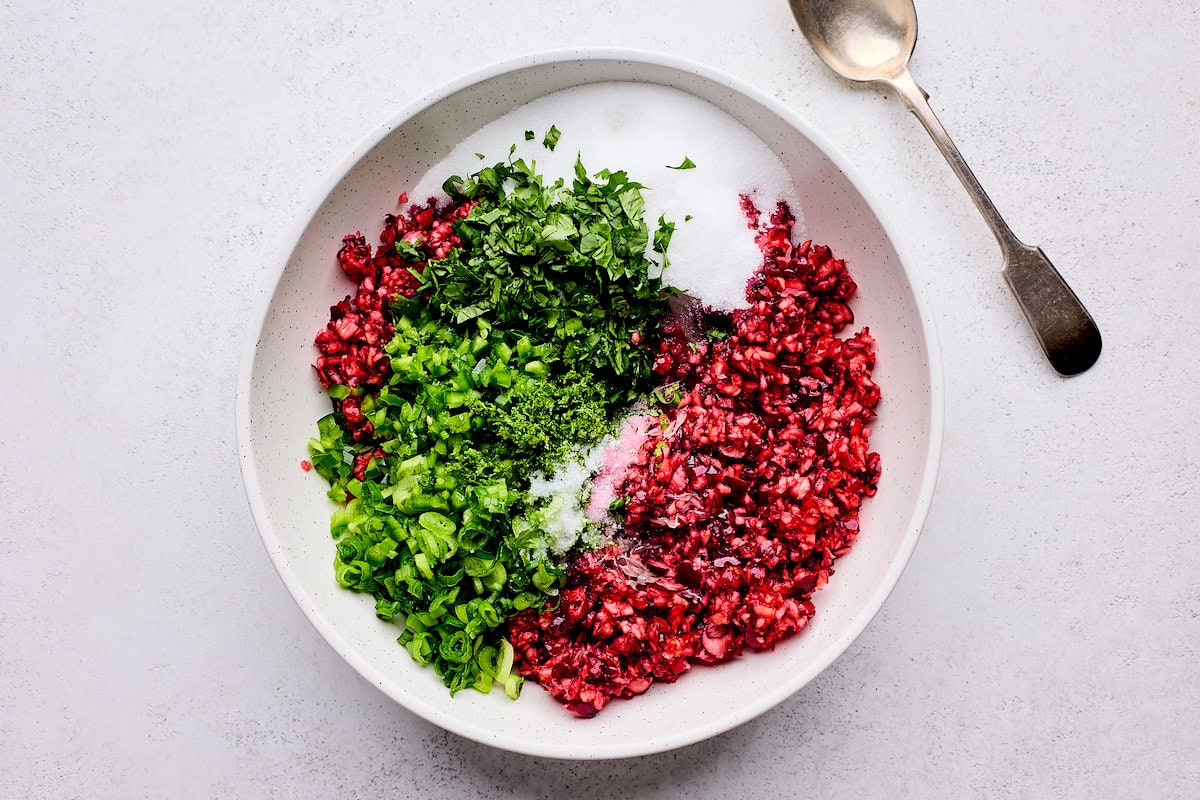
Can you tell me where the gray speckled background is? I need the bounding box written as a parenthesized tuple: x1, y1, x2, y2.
(3, 1, 1198, 797)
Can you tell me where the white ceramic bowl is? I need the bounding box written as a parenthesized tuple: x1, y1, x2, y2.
(236, 49, 943, 759)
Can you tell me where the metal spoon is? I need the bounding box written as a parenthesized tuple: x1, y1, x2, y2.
(787, 0, 1102, 376)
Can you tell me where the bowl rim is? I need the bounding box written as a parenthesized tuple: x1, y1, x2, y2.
(235, 46, 945, 760)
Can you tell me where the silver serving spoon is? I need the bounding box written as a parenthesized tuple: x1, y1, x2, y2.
(788, 0, 1102, 376)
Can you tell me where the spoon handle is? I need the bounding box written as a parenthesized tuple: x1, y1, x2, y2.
(885, 69, 1102, 376)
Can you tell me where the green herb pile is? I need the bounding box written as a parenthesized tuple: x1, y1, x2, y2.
(308, 141, 675, 696)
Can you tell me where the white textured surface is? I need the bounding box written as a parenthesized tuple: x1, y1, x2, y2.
(2, 0, 1197, 797)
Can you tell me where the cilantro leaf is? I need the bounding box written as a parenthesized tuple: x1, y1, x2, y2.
(667, 156, 697, 170)
(395, 239, 424, 261)
(540, 212, 578, 251)
(618, 186, 646, 224)
(653, 215, 676, 268)
(542, 125, 561, 151)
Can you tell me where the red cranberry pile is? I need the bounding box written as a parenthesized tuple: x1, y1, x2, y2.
(507, 199, 881, 717)
(313, 198, 472, 442)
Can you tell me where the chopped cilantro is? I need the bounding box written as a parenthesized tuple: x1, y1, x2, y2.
(524, 130, 535, 141)
(542, 124, 561, 151)
(653, 216, 676, 269)
(667, 156, 696, 170)
(419, 152, 672, 397)
(394, 239, 424, 261)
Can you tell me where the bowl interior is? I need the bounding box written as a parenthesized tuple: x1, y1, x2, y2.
(241, 54, 939, 759)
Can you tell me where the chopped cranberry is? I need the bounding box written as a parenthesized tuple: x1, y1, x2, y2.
(313, 198, 473, 431)
(352, 448, 386, 480)
(336, 232, 374, 282)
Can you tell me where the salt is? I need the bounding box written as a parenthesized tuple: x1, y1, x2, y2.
(524, 411, 657, 559)
(526, 460, 591, 557)
(408, 82, 802, 311)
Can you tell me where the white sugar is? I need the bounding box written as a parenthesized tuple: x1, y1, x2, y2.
(408, 82, 802, 311)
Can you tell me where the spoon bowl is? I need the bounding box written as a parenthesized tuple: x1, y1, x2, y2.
(788, 0, 916, 81)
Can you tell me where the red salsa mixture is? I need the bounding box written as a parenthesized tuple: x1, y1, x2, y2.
(308, 151, 879, 716)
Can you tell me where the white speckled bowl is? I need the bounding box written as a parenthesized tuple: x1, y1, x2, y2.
(236, 49, 943, 759)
